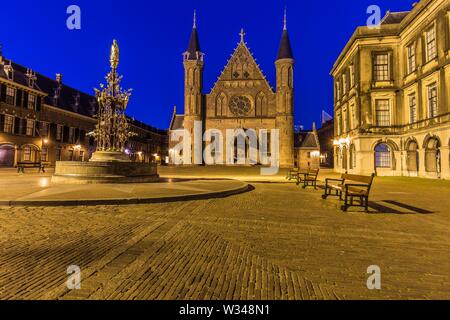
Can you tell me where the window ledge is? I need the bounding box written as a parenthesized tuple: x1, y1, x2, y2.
(372, 80, 394, 88)
(422, 58, 438, 74)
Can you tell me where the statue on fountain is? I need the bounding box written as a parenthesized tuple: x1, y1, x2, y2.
(90, 40, 134, 162)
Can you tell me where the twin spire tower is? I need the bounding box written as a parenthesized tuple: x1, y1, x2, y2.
(180, 10, 295, 167)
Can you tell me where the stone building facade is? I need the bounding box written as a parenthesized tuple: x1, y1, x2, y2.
(0, 53, 167, 167)
(331, 0, 450, 179)
(294, 124, 321, 169)
(317, 119, 334, 168)
(170, 14, 295, 168)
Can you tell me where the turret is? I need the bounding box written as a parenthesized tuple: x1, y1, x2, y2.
(275, 9, 295, 168)
(183, 11, 204, 164)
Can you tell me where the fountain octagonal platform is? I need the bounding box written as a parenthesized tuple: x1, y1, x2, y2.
(52, 161, 159, 184)
(0, 173, 249, 206)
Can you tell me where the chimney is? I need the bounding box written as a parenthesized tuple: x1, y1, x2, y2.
(56, 73, 63, 84)
(0, 43, 3, 63)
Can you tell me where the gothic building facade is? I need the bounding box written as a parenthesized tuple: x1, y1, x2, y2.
(170, 13, 295, 168)
(331, 0, 450, 179)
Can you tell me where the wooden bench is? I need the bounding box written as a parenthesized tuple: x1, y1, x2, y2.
(299, 168, 320, 189)
(286, 168, 299, 181)
(16, 162, 46, 173)
(322, 173, 375, 212)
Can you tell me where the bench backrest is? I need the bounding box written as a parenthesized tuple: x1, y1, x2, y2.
(308, 168, 320, 177)
(342, 173, 375, 189)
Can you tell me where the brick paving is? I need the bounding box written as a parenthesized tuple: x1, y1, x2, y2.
(0, 168, 449, 300)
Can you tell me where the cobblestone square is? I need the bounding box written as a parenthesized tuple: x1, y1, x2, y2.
(0, 167, 449, 300)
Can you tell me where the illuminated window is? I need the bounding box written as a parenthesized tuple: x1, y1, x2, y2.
(28, 94, 36, 110)
(408, 94, 417, 124)
(373, 53, 389, 81)
(407, 43, 416, 74)
(4, 115, 14, 133)
(23, 146, 32, 161)
(375, 100, 390, 126)
(425, 26, 437, 62)
(6, 87, 15, 105)
(26, 119, 35, 136)
(428, 84, 438, 118)
(375, 143, 391, 168)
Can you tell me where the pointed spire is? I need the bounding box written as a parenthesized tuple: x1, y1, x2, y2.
(193, 10, 197, 29)
(185, 10, 202, 60)
(277, 9, 294, 60)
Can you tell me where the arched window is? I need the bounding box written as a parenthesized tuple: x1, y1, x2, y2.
(349, 144, 356, 169)
(425, 137, 441, 173)
(216, 93, 227, 117)
(375, 143, 392, 168)
(406, 140, 419, 172)
(342, 146, 348, 170)
(255, 92, 267, 116)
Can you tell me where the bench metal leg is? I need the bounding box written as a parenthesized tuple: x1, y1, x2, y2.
(364, 197, 369, 212)
(341, 193, 348, 212)
(322, 185, 328, 199)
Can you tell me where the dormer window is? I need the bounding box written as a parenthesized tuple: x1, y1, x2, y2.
(25, 69, 37, 88)
(4, 63, 13, 81)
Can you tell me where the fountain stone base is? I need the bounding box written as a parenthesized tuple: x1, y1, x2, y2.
(52, 152, 159, 184)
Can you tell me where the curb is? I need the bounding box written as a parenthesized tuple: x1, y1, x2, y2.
(0, 183, 250, 207)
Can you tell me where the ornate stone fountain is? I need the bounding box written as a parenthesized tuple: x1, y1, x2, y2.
(52, 40, 159, 184)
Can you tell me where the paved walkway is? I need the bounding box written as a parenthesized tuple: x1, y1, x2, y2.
(0, 167, 449, 300)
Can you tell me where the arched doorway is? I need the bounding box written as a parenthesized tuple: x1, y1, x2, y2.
(0, 144, 15, 167)
(406, 140, 419, 174)
(425, 137, 441, 174)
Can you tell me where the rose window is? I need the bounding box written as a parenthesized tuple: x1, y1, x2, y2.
(229, 96, 251, 116)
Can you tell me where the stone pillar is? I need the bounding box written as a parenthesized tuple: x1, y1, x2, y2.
(358, 150, 374, 175)
(417, 148, 426, 177)
(440, 146, 449, 179)
(393, 150, 402, 176)
(14, 146, 20, 166)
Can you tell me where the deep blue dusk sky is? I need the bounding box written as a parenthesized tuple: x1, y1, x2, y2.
(1, 0, 414, 130)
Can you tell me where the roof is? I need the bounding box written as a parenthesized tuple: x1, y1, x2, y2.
(186, 27, 201, 60)
(295, 131, 319, 149)
(0, 58, 97, 117)
(277, 29, 294, 60)
(381, 11, 410, 25)
(170, 115, 184, 130)
(330, 0, 441, 75)
(0, 56, 167, 134)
